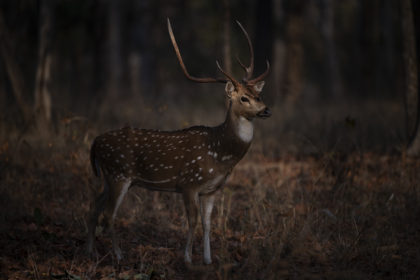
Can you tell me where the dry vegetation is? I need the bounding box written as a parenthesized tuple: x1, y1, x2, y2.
(1, 100, 420, 279)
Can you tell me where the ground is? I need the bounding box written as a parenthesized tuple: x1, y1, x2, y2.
(1, 126, 420, 279)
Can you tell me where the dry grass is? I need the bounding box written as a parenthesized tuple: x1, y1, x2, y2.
(1, 99, 420, 279)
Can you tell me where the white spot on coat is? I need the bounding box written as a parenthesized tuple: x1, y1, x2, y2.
(221, 155, 232, 161)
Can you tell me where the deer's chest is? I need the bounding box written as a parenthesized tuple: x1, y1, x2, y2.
(236, 116, 254, 143)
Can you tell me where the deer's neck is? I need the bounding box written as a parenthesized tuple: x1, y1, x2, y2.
(215, 104, 254, 160)
(223, 110, 254, 143)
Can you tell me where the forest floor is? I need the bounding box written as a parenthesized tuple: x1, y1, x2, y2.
(1, 123, 420, 279)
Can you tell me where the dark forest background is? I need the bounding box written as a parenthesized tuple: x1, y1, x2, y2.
(1, 0, 419, 153)
(2, 0, 420, 279)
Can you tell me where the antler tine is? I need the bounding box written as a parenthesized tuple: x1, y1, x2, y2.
(167, 18, 226, 83)
(216, 61, 240, 87)
(236, 21, 254, 81)
(248, 60, 270, 85)
(235, 55, 252, 82)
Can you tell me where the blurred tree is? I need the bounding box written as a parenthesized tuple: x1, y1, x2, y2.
(137, 0, 159, 102)
(358, 0, 381, 97)
(282, 0, 305, 103)
(255, 0, 273, 75)
(99, 0, 123, 118)
(223, 0, 232, 108)
(223, 0, 232, 75)
(272, 0, 285, 103)
(320, 0, 342, 98)
(0, 0, 53, 132)
(89, 1, 107, 117)
(34, 0, 54, 132)
(0, 10, 31, 123)
(403, 0, 420, 156)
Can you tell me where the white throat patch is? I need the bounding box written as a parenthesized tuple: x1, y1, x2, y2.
(237, 116, 254, 143)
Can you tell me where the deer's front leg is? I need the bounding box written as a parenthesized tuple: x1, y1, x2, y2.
(200, 193, 215, 264)
(183, 190, 199, 263)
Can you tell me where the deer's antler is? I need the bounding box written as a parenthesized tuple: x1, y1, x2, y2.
(168, 18, 227, 83)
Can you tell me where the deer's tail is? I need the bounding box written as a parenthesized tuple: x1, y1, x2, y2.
(90, 140, 101, 178)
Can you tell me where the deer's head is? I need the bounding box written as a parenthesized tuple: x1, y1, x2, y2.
(167, 19, 271, 121)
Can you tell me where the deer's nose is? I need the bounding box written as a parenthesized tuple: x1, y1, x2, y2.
(257, 107, 271, 119)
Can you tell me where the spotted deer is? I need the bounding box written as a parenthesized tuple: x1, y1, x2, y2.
(86, 19, 271, 264)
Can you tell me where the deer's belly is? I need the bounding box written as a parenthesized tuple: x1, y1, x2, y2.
(131, 176, 178, 192)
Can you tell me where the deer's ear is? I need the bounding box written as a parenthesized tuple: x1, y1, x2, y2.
(225, 81, 235, 98)
(253, 81, 265, 93)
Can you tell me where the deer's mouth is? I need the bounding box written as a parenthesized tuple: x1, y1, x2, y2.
(256, 107, 271, 119)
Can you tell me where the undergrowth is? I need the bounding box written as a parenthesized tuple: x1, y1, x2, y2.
(1, 99, 419, 279)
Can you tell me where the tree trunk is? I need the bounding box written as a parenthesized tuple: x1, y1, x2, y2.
(223, 0, 232, 74)
(223, 0, 232, 108)
(255, 0, 273, 75)
(34, 0, 53, 133)
(0, 10, 31, 122)
(283, 0, 304, 103)
(358, 0, 381, 97)
(401, 0, 420, 156)
(99, 0, 123, 118)
(320, 0, 342, 98)
(272, 0, 286, 104)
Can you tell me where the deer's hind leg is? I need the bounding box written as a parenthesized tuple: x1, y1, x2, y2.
(87, 178, 110, 255)
(102, 178, 131, 261)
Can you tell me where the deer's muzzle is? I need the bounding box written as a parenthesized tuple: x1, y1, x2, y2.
(257, 107, 271, 119)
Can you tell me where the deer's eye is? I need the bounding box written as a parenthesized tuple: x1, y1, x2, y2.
(241, 96, 250, 103)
